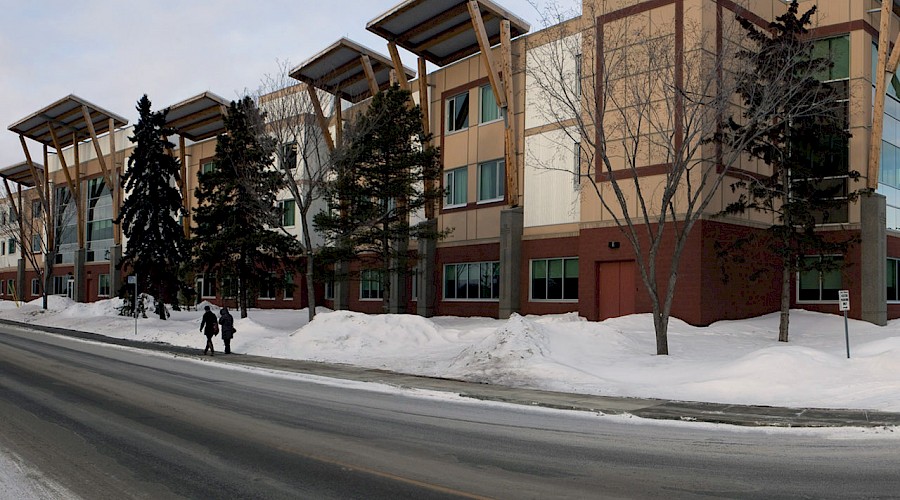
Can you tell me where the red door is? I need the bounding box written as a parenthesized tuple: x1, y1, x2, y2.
(598, 260, 636, 320)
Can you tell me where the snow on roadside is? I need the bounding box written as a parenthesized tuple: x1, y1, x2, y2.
(1, 297, 899, 411)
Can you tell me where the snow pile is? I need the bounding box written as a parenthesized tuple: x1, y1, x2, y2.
(2, 298, 900, 411)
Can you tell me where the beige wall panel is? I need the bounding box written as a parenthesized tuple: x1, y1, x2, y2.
(524, 32, 582, 130)
(476, 122, 505, 161)
(444, 132, 470, 169)
(444, 63, 472, 94)
(476, 207, 502, 239)
(441, 210, 469, 243)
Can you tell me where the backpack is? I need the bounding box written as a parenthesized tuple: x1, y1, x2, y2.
(212, 321, 219, 336)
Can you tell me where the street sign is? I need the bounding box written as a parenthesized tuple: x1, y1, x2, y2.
(127, 276, 137, 285)
(838, 289, 851, 358)
(838, 289, 850, 312)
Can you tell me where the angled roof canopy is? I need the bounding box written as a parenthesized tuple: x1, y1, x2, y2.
(0, 161, 44, 187)
(289, 38, 415, 103)
(366, 0, 530, 67)
(8, 95, 128, 149)
(164, 91, 230, 142)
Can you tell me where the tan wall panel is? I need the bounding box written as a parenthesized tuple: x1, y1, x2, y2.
(476, 206, 502, 239)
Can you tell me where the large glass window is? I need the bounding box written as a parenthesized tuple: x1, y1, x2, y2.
(284, 272, 294, 300)
(477, 160, 505, 202)
(480, 85, 500, 123)
(445, 167, 468, 208)
(281, 142, 297, 170)
(798, 256, 843, 301)
(98, 274, 110, 297)
(446, 92, 469, 132)
(258, 273, 276, 300)
(86, 178, 113, 260)
(812, 35, 849, 81)
(531, 258, 579, 301)
(279, 199, 296, 226)
(360, 269, 384, 300)
(31, 278, 39, 296)
(55, 186, 77, 264)
(443, 262, 499, 300)
(889, 259, 899, 302)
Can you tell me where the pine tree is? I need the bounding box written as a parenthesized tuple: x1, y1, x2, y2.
(192, 96, 299, 318)
(119, 95, 188, 320)
(718, 1, 861, 342)
(314, 85, 444, 313)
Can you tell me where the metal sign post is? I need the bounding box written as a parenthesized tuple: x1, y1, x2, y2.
(128, 275, 138, 336)
(838, 289, 850, 359)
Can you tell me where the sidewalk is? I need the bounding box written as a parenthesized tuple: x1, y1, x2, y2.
(6, 319, 900, 428)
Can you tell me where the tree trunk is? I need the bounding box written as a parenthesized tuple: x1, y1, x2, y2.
(306, 254, 316, 323)
(778, 262, 791, 342)
(653, 311, 669, 355)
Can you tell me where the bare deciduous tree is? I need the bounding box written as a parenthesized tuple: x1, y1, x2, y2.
(526, 2, 842, 354)
(257, 61, 333, 322)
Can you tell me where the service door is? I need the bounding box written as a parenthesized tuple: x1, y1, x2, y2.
(598, 260, 636, 320)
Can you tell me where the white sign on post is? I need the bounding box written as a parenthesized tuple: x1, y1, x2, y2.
(838, 289, 850, 312)
(127, 275, 137, 285)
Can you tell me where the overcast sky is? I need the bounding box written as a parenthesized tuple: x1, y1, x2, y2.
(0, 0, 578, 169)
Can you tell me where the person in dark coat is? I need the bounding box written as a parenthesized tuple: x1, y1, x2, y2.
(218, 307, 235, 354)
(200, 305, 218, 355)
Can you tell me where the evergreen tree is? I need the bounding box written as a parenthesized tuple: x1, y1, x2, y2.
(718, 1, 861, 342)
(192, 96, 299, 319)
(119, 95, 188, 319)
(314, 85, 443, 313)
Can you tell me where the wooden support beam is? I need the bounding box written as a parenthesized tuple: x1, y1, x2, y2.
(307, 86, 335, 152)
(109, 118, 121, 246)
(81, 106, 114, 190)
(19, 135, 48, 213)
(468, 1, 506, 108)
(47, 125, 79, 203)
(73, 132, 85, 248)
(418, 57, 430, 136)
(44, 145, 53, 252)
(869, 0, 893, 190)
(360, 55, 380, 97)
(334, 93, 344, 148)
(180, 135, 190, 239)
(500, 19, 518, 207)
(387, 42, 409, 90)
(888, 30, 900, 75)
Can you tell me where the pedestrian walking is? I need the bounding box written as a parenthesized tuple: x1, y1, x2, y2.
(218, 307, 236, 354)
(200, 305, 218, 355)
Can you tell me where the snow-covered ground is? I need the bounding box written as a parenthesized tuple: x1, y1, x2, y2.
(2, 296, 898, 412)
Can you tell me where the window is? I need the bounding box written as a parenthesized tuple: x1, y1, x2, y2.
(31, 200, 42, 219)
(574, 142, 582, 188)
(9, 207, 15, 224)
(0, 281, 4, 295)
(52, 275, 68, 295)
(31, 278, 39, 296)
(798, 256, 843, 301)
(360, 269, 384, 300)
(279, 199, 296, 226)
(281, 142, 297, 170)
(888, 258, 900, 302)
(1, 242, 5, 255)
(6, 280, 12, 296)
(98, 274, 110, 297)
(480, 85, 500, 123)
(411, 266, 419, 302)
(31, 234, 41, 253)
(324, 277, 335, 300)
(477, 159, 505, 202)
(812, 36, 849, 82)
(259, 274, 276, 300)
(198, 275, 217, 298)
(531, 257, 579, 301)
(8, 239, 15, 255)
(446, 91, 469, 132)
(201, 161, 216, 174)
(445, 167, 468, 208)
(284, 272, 294, 300)
(574, 53, 582, 97)
(443, 262, 500, 300)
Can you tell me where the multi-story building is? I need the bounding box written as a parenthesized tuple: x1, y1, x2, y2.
(3, 0, 900, 327)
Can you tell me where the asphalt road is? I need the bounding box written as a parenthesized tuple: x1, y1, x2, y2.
(1, 325, 899, 499)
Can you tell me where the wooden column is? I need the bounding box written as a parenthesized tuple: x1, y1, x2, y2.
(73, 132, 84, 248)
(870, 0, 895, 189)
(109, 118, 121, 245)
(334, 93, 343, 148)
(44, 145, 53, 253)
(387, 42, 409, 90)
(180, 134, 190, 238)
(419, 56, 436, 220)
(468, 0, 506, 108)
(19, 135, 48, 213)
(360, 55, 380, 97)
(81, 107, 113, 189)
(47, 125, 82, 247)
(308, 85, 335, 152)
(500, 19, 518, 207)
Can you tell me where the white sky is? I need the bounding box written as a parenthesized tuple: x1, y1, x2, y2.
(0, 0, 578, 168)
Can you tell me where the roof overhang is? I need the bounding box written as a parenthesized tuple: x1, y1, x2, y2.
(0, 161, 44, 187)
(164, 91, 230, 142)
(366, 0, 530, 67)
(289, 38, 415, 103)
(8, 95, 128, 149)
